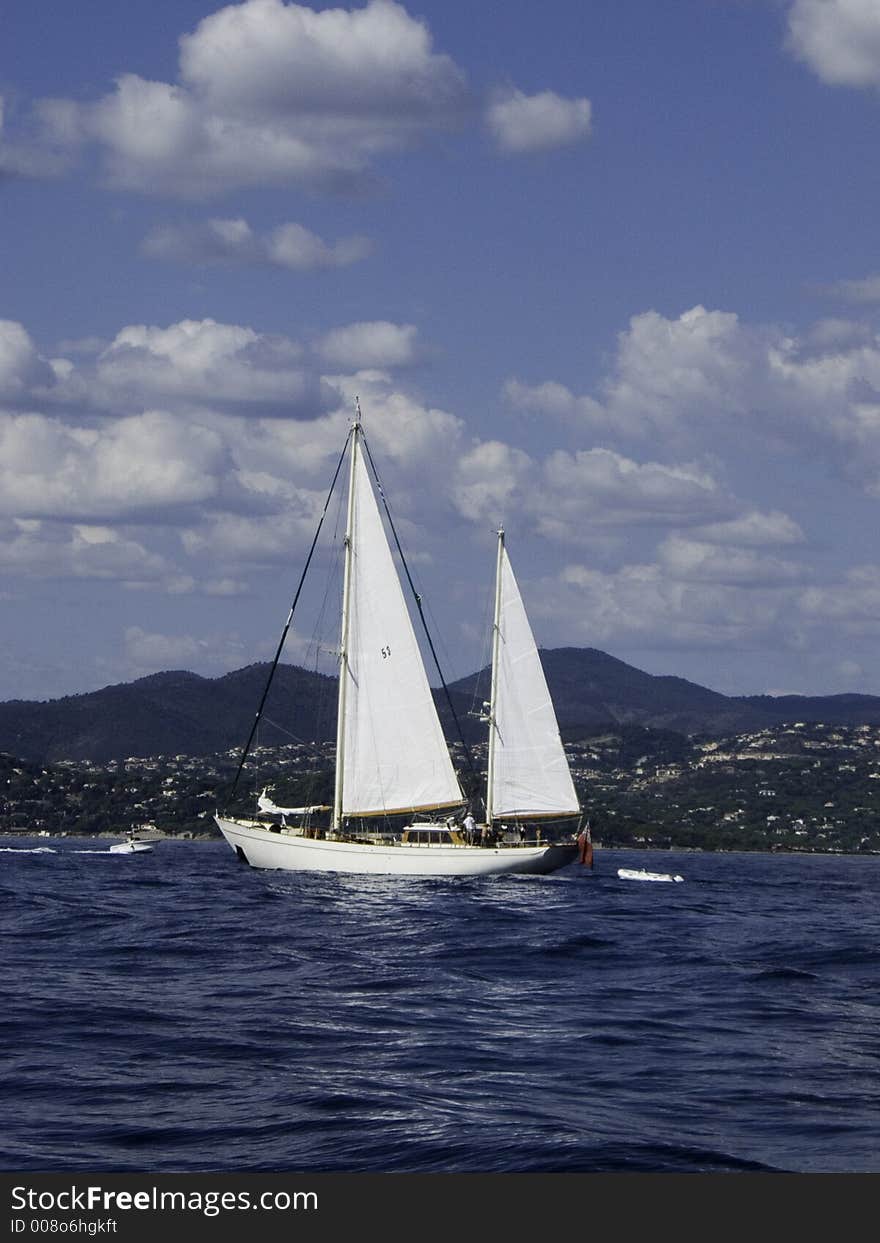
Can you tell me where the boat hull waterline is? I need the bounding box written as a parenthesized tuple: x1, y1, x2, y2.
(215, 817, 578, 877)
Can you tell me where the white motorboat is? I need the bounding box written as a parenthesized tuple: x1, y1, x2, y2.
(618, 867, 684, 883)
(109, 831, 155, 854)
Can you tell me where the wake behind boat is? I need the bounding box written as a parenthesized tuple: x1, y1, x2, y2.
(0, 845, 56, 854)
(215, 410, 582, 877)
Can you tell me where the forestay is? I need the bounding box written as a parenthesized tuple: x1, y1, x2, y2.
(342, 449, 463, 816)
(490, 546, 580, 818)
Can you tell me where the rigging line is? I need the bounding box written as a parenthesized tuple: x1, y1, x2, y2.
(308, 495, 344, 670)
(229, 428, 354, 800)
(260, 715, 331, 763)
(359, 429, 477, 776)
(302, 477, 345, 760)
(471, 566, 495, 715)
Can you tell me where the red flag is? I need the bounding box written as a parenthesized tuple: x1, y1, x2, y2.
(578, 824, 594, 868)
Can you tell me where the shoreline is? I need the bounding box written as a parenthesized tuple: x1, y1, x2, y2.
(1, 832, 877, 858)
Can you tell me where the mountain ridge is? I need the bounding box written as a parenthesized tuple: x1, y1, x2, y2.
(2, 647, 880, 764)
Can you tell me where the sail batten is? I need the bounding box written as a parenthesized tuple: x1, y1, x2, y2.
(341, 442, 463, 818)
(489, 542, 580, 821)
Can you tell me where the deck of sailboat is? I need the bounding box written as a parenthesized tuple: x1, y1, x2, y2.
(218, 814, 575, 846)
(215, 814, 579, 876)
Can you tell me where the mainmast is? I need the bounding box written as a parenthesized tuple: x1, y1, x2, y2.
(485, 525, 505, 829)
(332, 405, 361, 832)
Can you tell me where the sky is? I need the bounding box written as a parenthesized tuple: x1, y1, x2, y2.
(2, 0, 880, 703)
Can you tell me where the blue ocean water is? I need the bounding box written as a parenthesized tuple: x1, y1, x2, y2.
(1, 838, 878, 1173)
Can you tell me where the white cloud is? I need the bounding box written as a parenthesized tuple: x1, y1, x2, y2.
(180, 508, 324, 567)
(142, 217, 373, 270)
(160, 574, 249, 597)
(5, 315, 436, 425)
(451, 441, 731, 537)
(123, 625, 247, 674)
(168, 372, 467, 569)
(78, 318, 335, 419)
(340, 372, 464, 468)
(0, 321, 58, 400)
(316, 321, 419, 369)
(511, 523, 864, 669)
(605, 306, 760, 432)
(506, 305, 880, 489)
(40, 0, 470, 197)
(806, 318, 876, 348)
(451, 440, 534, 526)
(690, 510, 805, 546)
(0, 411, 228, 522)
(799, 565, 880, 627)
(821, 274, 880, 304)
(786, 0, 880, 88)
(541, 449, 727, 531)
(8, 2, 598, 200)
(5, 300, 861, 682)
(835, 658, 864, 684)
(504, 378, 607, 428)
(658, 536, 807, 586)
(0, 313, 468, 594)
(5, 315, 334, 420)
(448, 438, 812, 660)
(487, 88, 592, 153)
(0, 519, 170, 583)
(505, 306, 760, 437)
(548, 560, 794, 652)
(237, 371, 464, 485)
(268, 222, 372, 269)
(178, 0, 465, 118)
(53, 336, 109, 358)
(0, 94, 73, 179)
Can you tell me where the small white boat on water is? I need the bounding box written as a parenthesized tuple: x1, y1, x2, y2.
(618, 867, 683, 883)
(109, 829, 155, 854)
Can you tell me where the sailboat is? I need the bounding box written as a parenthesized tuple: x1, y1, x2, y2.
(214, 414, 581, 876)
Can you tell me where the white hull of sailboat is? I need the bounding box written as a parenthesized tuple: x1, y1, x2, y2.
(215, 816, 578, 877)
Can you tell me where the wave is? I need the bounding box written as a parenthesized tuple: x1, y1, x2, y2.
(0, 846, 57, 854)
(3, 845, 879, 1173)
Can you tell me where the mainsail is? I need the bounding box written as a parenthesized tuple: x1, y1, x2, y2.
(488, 538, 580, 820)
(339, 439, 463, 818)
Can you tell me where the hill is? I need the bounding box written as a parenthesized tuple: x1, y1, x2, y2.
(3, 648, 880, 763)
(0, 664, 337, 763)
(448, 647, 762, 738)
